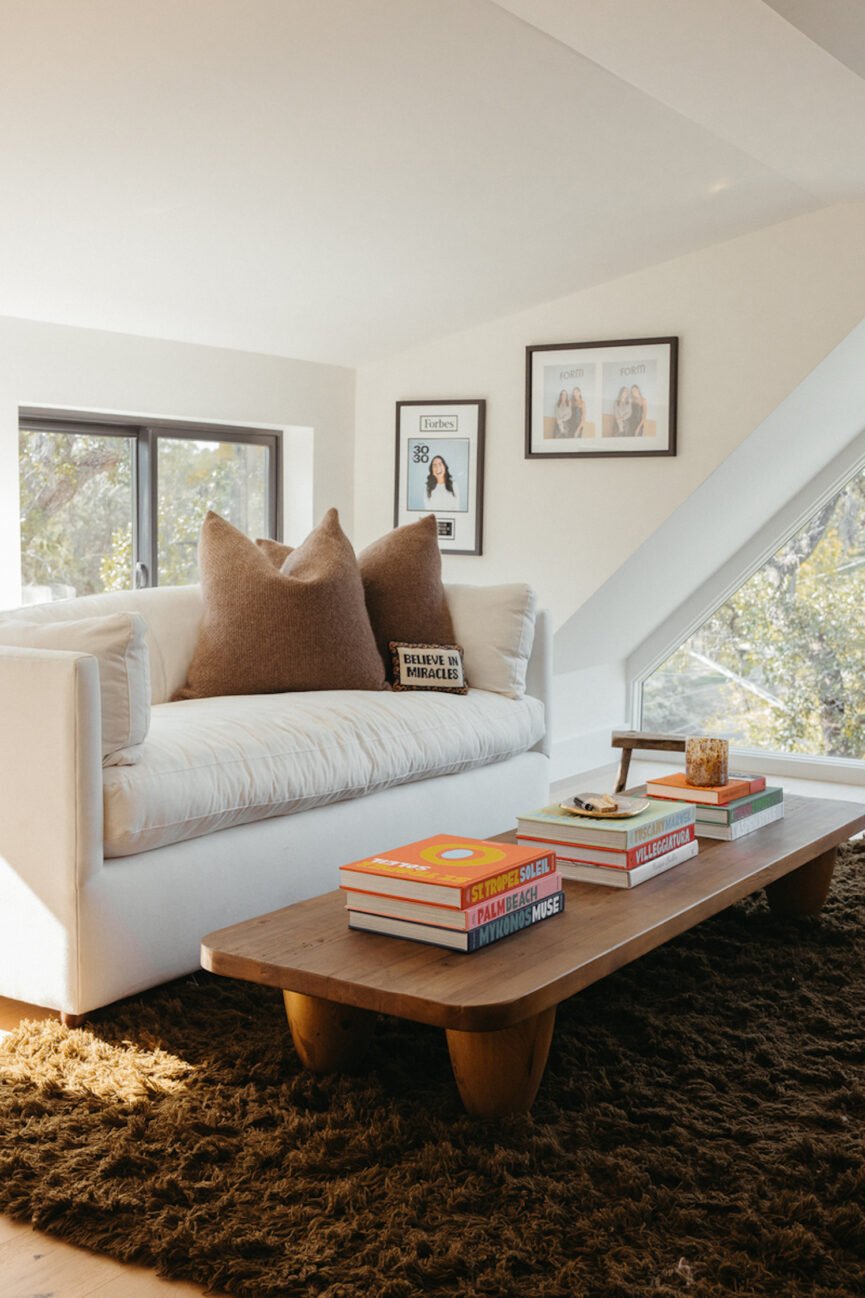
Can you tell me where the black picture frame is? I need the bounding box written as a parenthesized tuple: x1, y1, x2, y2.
(525, 336, 678, 459)
(394, 399, 485, 555)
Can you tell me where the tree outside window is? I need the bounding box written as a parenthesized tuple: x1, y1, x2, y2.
(641, 467, 865, 760)
(19, 418, 278, 603)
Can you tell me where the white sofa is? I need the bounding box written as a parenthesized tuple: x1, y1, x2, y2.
(0, 583, 551, 1019)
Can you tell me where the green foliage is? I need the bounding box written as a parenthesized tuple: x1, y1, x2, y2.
(643, 470, 865, 759)
(20, 431, 268, 597)
(156, 440, 267, 586)
(19, 430, 132, 596)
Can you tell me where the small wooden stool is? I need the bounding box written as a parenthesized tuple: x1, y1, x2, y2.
(611, 730, 686, 793)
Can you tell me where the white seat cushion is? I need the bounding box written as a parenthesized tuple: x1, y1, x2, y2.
(102, 688, 545, 857)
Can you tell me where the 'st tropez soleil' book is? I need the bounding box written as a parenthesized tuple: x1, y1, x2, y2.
(338, 835, 555, 909)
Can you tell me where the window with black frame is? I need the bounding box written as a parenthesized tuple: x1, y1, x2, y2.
(18, 412, 281, 603)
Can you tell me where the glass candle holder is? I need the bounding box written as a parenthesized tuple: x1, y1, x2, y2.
(685, 736, 729, 788)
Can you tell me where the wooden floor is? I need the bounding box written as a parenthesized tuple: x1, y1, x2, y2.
(0, 998, 209, 1298)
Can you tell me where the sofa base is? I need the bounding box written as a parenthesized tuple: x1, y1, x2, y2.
(7, 751, 550, 1017)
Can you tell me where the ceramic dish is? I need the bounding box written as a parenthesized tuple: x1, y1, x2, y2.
(559, 794, 651, 819)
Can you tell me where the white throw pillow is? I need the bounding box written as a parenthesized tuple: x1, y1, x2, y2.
(0, 612, 151, 765)
(444, 583, 537, 699)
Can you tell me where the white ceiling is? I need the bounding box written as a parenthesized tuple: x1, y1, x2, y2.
(0, 0, 863, 366)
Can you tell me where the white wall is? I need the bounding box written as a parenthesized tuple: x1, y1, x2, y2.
(0, 315, 355, 606)
(354, 203, 865, 775)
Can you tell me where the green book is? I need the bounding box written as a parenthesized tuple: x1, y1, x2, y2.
(695, 787, 783, 825)
(516, 801, 695, 849)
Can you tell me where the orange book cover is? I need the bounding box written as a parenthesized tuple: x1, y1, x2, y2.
(646, 772, 751, 805)
(338, 835, 556, 909)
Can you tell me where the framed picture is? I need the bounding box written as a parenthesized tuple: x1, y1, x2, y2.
(525, 336, 678, 459)
(394, 399, 485, 555)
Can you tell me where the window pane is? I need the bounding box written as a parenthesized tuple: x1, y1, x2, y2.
(641, 466, 865, 759)
(157, 438, 270, 585)
(19, 428, 134, 603)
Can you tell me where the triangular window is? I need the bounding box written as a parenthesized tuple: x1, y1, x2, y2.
(641, 465, 865, 758)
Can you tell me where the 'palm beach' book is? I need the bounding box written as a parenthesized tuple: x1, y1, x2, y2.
(694, 787, 782, 825)
(556, 839, 699, 888)
(517, 823, 695, 870)
(338, 835, 555, 909)
(516, 801, 694, 850)
(695, 801, 785, 840)
(343, 869, 563, 931)
(645, 773, 751, 805)
(348, 889, 566, 951)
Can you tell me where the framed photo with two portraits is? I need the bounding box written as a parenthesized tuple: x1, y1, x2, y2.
(525, 336, 678, 459)
(394, 399, 485, 555)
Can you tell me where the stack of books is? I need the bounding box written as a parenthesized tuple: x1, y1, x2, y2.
(645, 772, 784, 840)
(340, 835, 565, 951)
(515, 800, 698, 888)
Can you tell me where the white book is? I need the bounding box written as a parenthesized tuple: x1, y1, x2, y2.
(556, 838, 699, 888)
(696, 801, 785, 840)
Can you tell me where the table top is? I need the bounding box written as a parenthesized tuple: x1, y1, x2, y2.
(201, 794, 865, 1031)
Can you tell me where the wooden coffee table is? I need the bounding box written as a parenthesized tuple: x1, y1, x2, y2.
(201, 794, 865, 1117)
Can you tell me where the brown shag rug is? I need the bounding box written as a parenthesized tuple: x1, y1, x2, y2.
(2, 842, 864, 1298)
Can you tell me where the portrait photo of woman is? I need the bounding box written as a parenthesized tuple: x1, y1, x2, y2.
(628, 383, 648, 437)
(554, 389, 572, 437)
(613, 385, 631, 436)
(569, 386, 586, 438)
(425, 454, 461, 510)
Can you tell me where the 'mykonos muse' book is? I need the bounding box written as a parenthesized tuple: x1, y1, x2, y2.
(339, 835, 555, 909)
(348, 889, 566, 951)
(516, 802, 695, 850)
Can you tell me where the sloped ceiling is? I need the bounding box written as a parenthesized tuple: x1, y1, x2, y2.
(0, 0, 863, 365)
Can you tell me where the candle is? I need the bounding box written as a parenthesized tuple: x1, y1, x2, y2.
(685, 736, 729, 788)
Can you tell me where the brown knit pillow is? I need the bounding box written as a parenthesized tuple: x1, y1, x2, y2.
(256, 537, 293, 566)
(357, 515, 455, 678)
(173, 510, 386, 699)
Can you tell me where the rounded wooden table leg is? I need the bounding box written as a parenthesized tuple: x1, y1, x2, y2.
(765, 847, 837, 917)
(446, 1006, 556, 1117)
(283, 991, 372, 1073)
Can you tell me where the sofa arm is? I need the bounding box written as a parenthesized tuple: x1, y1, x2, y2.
(0, 647, 103, 1011)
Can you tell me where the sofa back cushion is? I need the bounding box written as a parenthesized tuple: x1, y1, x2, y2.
(174, 509, 386, 699)
(1, 575, 540, 706)
(357, 515, 455, 678)
(0, 585, 203, 706)
(444, 583, 537, 699)
(0, 612, 151, 764)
